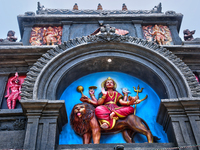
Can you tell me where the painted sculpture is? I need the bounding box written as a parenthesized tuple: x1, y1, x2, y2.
(0, 30, 17, 42)
(183, 29, 195, 41)
(71, 77, 155, 144)
(90, 26, 129, 36)
(143, 25, 173, 45)
(5, 72, 22, 109)
(29, 26, 62, 46)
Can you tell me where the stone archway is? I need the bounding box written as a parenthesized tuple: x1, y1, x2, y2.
(21, 26, 200, 101)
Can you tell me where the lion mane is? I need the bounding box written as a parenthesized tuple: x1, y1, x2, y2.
(70, 103, 95, 136)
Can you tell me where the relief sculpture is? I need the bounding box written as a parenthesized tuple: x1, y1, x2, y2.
(29, 26, 62, 46)
(70, 77, 158, 144)
(143, 24, 173, 45)
(5, 73, 22, 109)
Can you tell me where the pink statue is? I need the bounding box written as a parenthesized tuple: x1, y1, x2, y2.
(80, 77, 141, 129)
(5, 72, 22, 109)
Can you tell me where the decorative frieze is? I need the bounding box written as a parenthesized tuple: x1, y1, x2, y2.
(142, 25, 173, 45)
(29, 26, 62, 46)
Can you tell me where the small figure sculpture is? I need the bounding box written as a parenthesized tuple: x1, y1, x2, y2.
(6, 30, 17, 42)
(150, 25, 166, 45)
(97, 3, 103, 10)
(183, 29, 195, 41)
(0, 30, 17, 42)
(122, 3, 128, 11)
(143, 25, 172, 45)
(151, 3, 162, 13)
(162, 26, 172, 45)
(30, 26, 62, 46)
(73, 3, 78, 10)
(5, 72, 22, 109)
(43, 26, 58, 45)
(80, 77, 141, 129)
(91, 26, 129, 36)
(55, 26, 63, 45)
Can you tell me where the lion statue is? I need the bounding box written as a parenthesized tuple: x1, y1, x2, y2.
(70, 103, 157, 144)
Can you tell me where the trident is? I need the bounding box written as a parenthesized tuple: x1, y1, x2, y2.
(133, 85, 148, 115)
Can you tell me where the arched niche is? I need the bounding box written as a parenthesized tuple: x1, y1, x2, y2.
(59, 71, 169, 144)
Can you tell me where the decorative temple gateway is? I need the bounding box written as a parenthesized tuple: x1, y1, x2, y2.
(0, 2, 200, 150)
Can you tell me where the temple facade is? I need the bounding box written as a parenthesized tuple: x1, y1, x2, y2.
(0, 2, 200, 150)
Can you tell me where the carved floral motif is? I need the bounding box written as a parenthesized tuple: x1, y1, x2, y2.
(0, 119, 26, 131)
(29, 26, 62, 46)
(142, 25, 173, 45)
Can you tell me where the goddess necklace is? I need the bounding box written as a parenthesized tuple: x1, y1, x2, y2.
(108, 91, 114, 99)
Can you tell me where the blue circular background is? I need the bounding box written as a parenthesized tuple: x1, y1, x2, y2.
(59, 71, 168, 144)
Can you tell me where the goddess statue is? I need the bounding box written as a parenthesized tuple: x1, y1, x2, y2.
(80, 77, 141, 129)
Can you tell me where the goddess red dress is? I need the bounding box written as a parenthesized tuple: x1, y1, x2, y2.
(95, 91, 134, 129)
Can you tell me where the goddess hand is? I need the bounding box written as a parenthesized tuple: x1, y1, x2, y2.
(89, 89, 95, 95)
(80, 96, 89, 102)
(5, 95, 9, 98)
(15, 72, 19, 77)
(101, 88, 107, 95)
(135, 100, 141, 104)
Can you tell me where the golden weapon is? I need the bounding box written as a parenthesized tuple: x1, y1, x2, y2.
(77, 85, 84, 97)
(89, 86, 97, 90)
(133, 85, 148, 115)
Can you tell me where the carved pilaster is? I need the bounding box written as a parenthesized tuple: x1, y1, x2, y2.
(132, 20, 143, 39)
(20, 100, 67, 150)
(61, 21, 73, 42)
(157, 98, 200, 148)
(22, 23, 33, 45)
(0, 74, 9, 107)
(181, 99, 200, 148)
(168, 22, 182, 45)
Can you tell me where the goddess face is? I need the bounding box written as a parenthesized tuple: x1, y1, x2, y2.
(105, 79, 114, 89)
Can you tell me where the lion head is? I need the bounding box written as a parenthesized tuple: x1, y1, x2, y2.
(70, 103, 95, 136)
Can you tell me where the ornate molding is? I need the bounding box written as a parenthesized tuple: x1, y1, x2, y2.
(20, 25, 200, 100)
(165, 11, 177, 16)
(36, 2, 165, 15)
(0, 119, 26, 131)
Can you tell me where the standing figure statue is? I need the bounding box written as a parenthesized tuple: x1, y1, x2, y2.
(5, 72, 22, 109)
(43, 26, 58, 45)
(150, 25, 166, 45)
(80, 77, 141, 129)
(183, 29, 195, 41)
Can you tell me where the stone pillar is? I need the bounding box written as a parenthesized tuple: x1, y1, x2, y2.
(181, 99, 200, 149)
(61, 21, 73, 42)
(157, 98, 200, 149)
(168, 22, 182, 45)
(0, 74, 9, 107)
(132, 20, 143, 39)
(22, 23, 33, 45)
(20, 100, 67, 150)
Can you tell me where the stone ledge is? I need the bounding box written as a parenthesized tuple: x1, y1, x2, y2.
(57, 143, 175, 150)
